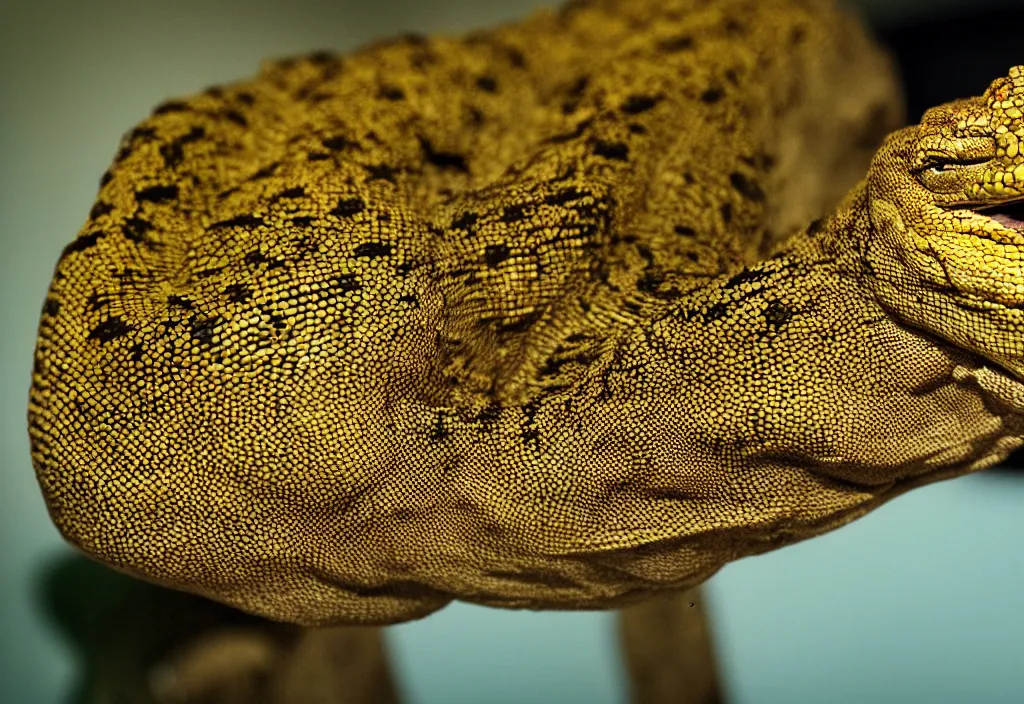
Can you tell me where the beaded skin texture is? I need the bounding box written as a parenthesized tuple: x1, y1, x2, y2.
(28, 0, 1024, 626)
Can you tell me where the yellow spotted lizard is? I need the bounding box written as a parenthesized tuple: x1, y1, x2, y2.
(28, 0, 1024, 627)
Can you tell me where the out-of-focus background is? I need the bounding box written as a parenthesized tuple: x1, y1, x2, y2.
(3, 1, 1023, 702)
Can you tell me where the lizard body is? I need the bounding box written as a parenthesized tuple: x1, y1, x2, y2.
(28, 0, 1024, 626)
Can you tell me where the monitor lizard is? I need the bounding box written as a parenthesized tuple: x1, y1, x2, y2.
(28, 0, 1024, 629)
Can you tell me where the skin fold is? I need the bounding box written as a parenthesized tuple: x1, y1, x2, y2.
(27, 0, 1024, 627)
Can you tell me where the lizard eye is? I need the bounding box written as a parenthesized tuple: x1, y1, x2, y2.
(919, 155, 991, 175)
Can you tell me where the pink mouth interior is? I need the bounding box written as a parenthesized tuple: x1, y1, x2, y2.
(990, 212, 1024, 230)
(976, 200, 1024, 231)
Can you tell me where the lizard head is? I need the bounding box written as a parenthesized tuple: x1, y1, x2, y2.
(863, 66, 1024, 379)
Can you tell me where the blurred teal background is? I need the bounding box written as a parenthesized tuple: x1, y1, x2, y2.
(3, 1, 1024, 702)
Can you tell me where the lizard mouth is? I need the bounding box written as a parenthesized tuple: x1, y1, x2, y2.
(972, 198, 1024, 231)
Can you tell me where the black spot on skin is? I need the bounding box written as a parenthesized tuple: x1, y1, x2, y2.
(635, 243, 655, 266)
(790, 26, 807, 45)
(129, 343, 144, 362)
(398, 294, 419, 308)
(496, 309, 543, 334)
(244, 250, 269, 266)
(561, 75, 590, 114)
(126, 126, 157, 145)
(167, 295, 194, 309)
(161, 126, 205, 167)
(500, 203, 528, 223)
(539, 355, 570, 378)
(89, 201, 113, 220)
(99, 170, 114, 187)
(678, 307, 699, 323)
(543, 186, 589, 207)
(224, 283, 252, 302)
(567, 75, 589, 97)
(544, 118, 594, 144)
(211, 214, 265, 230)
(196, 267, 224, 278)
(724, 267, 771, 289)
(190, 317, 220, 344)
(278, 186, 305, 199)
(153, 100, 189, 115)
(161, 143, 182, 168)
(674, 225, 696, 236)
(249, 162, 278, 179)
(43, 298, 60, 316)
(475, 75, 498, 92)
(705, 302, 729, 322)
(396, 32, 428, 46)
(353, 242, 393, 259)
(290, 216, 315, 227)
(807, 218, 824, 236)
(331, 197, 366, 218)
(224, 110, 248, 127)
(307, 152, 331, 161)
(308, 50, 340, 65)
(729, 172, 765, 202)
(723, 18, 745, 34)
(88, 316, 133, 344)
(621, 95, 661, 114)
(181, 126, 206, 143)
(484, 243, 510, 267)
(451, 211, 479, 230)
(135, 184, 179, 204)
(418, 136, 469, 173)
(657, 35, 694, 52)
(364, 163, 398, 183)
(86, 292, 107, 309)
(593, 140, 629, 161)
(636, 271, 664, 294)
(475, 403, 502, 425)
(379, 85, 405, 101)
(334, 273, 361, 292)
(720, 203, 732, 224)
(430, 415, 448, 441)
(321, 136, 354, 151)
(628, 123, 648, 134)
(700, 88, 724, 104)
(123, 217, 154, 244)
(764, 300, 793, 328)
(235, 92, 255, 106)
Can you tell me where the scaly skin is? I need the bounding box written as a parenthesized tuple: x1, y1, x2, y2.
(26, 0, 1024, 627)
